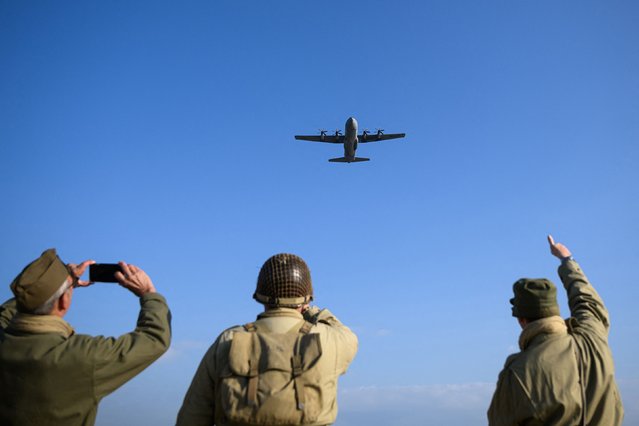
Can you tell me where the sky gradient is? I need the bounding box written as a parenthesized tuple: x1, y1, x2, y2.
(1, 1, 638, 424)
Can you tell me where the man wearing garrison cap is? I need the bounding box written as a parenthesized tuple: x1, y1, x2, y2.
(177, 253, 358, 426)
(0, 249, 171, 426)
(488, 236, 623, 425)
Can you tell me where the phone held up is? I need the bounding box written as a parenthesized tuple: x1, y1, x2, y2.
(89, 264, 122, 283)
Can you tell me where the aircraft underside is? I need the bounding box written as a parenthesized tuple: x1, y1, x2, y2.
(294, 116, 405, 163)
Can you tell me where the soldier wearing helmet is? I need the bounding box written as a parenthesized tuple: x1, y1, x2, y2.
(177, 253, 358, 426)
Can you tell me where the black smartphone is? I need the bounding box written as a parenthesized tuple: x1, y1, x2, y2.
(89, 263, 122, 283)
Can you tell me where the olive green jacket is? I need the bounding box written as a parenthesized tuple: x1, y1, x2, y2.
(488, 260, 623, 425)
(176, 307, 358, 426)
(0, 293, 171, 426)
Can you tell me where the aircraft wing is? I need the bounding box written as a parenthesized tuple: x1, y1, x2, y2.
(295, 135, 342, 144)
(358, 133, 406, 143)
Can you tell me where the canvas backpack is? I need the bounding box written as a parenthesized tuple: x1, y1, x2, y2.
(217, 320, 324, 425)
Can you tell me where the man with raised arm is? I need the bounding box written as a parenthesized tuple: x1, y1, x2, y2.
(487, 236, 623, 425)
(177, 253, 358, 426)
(0, 248, 171, 426)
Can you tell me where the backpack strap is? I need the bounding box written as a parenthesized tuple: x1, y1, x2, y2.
(291, 321, 315, 416)
(241, 323, 259, 405)
(247, 358, 259, 406)
(292, 353, 305, 411)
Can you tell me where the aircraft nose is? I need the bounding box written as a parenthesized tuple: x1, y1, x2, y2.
(346, 117, 357, 129)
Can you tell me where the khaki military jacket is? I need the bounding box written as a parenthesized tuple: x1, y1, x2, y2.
(176, 307, 358, 426)
(0, 293, 171, 426)
(488, 260, 623, 425)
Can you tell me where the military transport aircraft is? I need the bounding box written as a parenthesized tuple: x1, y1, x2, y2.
(295, 117, 406, 163)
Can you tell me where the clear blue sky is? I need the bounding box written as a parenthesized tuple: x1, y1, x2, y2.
(1, 1, 638, 424)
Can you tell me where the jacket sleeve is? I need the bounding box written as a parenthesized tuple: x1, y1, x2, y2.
(176, 339, 220, 426)
(313, 308, 358, 375)
(0, 298, 17, 329)
(558, 259, 610, 337)
(87, 293, 172, 399)
(488, 365, 541, 426)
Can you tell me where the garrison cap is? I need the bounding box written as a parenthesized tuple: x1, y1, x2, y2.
(254, 253, 313, 307)
(10, 248, 70, 311)
(510, 278, 560, 319)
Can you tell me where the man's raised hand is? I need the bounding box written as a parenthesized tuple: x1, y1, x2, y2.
(547, 235, 572, 260)
(114, 262, 156, 297)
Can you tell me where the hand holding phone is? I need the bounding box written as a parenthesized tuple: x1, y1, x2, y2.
(67, 260, 95, 287)
(89, 262, 156, 296)
(114, 262, 156, 296)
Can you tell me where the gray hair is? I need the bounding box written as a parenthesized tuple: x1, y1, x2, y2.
(31, 278, 72, 315)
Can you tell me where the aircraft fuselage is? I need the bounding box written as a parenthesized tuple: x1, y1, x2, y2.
(344, 116, 359, 160)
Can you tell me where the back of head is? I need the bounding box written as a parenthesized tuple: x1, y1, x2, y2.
(510, 278, 560, 319)
(10, 248, 70, 313)
(254, 253, 313, 308)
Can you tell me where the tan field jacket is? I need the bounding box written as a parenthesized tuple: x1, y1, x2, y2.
(488, 260, 623, 425)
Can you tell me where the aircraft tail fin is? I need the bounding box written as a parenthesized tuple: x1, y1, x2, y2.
(328, 157, 370, 163)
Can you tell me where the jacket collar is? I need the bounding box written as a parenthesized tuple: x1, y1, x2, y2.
(257, 307, 303, 320)
(519, 315, 567, 350)
(7, 313, 74, 338)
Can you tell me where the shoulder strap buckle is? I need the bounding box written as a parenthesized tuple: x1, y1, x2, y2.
(298, 321, 313, 335)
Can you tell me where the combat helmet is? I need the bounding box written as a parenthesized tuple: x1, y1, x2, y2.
(254, 253, 313, 308)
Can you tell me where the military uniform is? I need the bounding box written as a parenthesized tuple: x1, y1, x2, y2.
(0, 293, 171, 426)
(177, 306, 358, 426)
(487, 259, 624, 425)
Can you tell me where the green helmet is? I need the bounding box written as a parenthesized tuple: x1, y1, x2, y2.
(253, 253, 313, 307)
